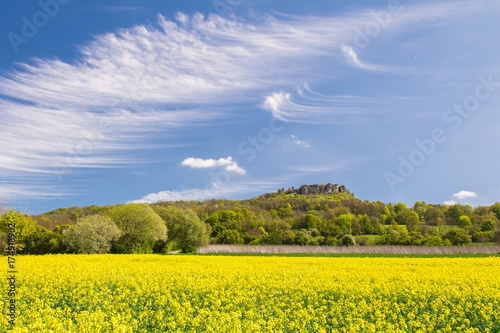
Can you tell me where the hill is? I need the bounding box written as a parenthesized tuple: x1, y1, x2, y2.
(25, 183, 500, 253)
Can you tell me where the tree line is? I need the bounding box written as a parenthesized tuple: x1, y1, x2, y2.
(1, 189, 500, 254)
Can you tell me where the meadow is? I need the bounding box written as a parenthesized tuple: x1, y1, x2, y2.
(2, 254, 500, 332)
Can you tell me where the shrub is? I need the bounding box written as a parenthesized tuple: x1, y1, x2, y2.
(24, 227, 67, 254)
(355, 236, 369, 246)
(63, 215, 122, 254)
(340, 235, 356, 246)
(326, 237, 338, 246)
(474, 231, 493, 243)
(309, 238, 319, 246)
(495, 229, 500, 244)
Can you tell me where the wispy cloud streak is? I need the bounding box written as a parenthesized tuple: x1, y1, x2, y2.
(340, 45, 392, 72)
(263, 83, 399, 124)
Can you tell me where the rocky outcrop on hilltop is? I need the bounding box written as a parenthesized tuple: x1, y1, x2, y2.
(296, 183, 347, 195)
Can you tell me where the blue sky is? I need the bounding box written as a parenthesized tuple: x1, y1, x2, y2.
(1, 0, 500, 214)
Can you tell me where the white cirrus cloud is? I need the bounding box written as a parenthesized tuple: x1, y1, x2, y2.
(262, 83, 396, 124)
(452, 190, 478, 200)
(340, 45, 391, 72)
(181, 157, 246, 175)
(290, 135, 312, 148)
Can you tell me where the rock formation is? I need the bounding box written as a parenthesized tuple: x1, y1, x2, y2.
(295, 183, 348, 195)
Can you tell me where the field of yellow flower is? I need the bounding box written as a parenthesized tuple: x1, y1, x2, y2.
(2, 254, 500, 332)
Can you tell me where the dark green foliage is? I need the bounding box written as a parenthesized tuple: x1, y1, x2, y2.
(69, 212, 79, 223)
(473, 231, 493, 243)
(495, 229, 500, 243)
(23, 227, 67, 254)
(153, 206, 209, 253)
(424, 207, 445, 226)
(443, 228, 472, 245)
(445, 204, 473, 224)
(480, 219, 495, 232)
(358, 214, 373, 234)
(492, 203, 500, 220)
(340, 235, 356, 246)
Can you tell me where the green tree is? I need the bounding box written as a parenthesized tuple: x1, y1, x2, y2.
(316, 218, 341, 238)
(443, 228, 472, 245)
(424, 207, 445, 226)
(358, 214, 374, 234)
(406, 211, 420, 232)
(491, 203, 500, 220)
(394, 202, 407, 214)
(278, 204, 294, 218)
(217, 229, 244, 245)
(306, 213, 318, 229)
(413, 201, 428, 220)
(446, 204, 472, 223)
(480, 219, 495, 232)
(63, 215, 122, 254)
(458, 215, 472, 229)
(0, 209, 38, 253)
(69, 212, 79, 223)
(154, 206, 209, 253)
(108, 204, 167, 253)
(337, 214, 353, 236)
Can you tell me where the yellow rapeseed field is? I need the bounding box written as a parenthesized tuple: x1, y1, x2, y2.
(2, 255, 500, 332)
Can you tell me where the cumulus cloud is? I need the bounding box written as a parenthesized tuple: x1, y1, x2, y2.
(181, 157, 246, 175)
(130, 180, 282, 203)
(129, 186, 226, 204)
(452, 190, 478, 200)
(443, 200, 458, 206)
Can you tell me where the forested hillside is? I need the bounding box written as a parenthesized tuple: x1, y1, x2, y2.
(2, 184, 500, 254)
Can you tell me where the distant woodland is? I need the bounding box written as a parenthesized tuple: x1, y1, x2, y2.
(2, 185, 500, 254)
